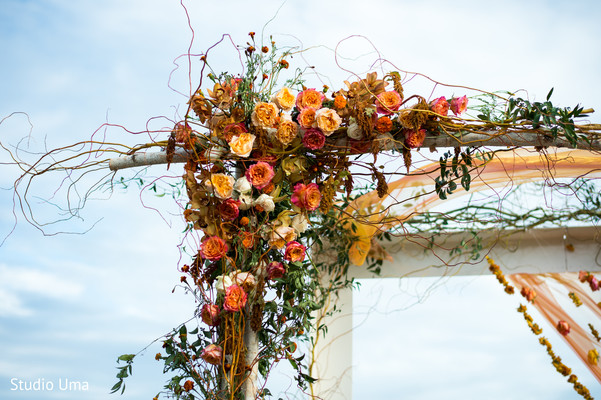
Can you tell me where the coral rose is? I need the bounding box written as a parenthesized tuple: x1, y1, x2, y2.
(284, 241, 306, 263)
(297, 107, 316, 129)
(405, 128, 426, 149)
(228, 132, 256, 158)
(450, 95, 468, 116)
(267, 261, 286, 280)
(201, 344, 222, 365)
(272, 87, 296, 111)
(430, 96, 449, 117)
(201, 304, 220, 326)
(376, 90, 402, 115)
(302, 128, 326, 150)
(315, 108, 342, 136)
(245, 161, 275, 190)
(275, 117, 299, 146)
(205, 173, 235, 199)
(217, 198, 240, 221)
(200, 236, 228, 261)
(223, 284, 247, 312)
(520, 286, 537, 303)
(579, 270, 589, 283)
(251, 102, 279, 128)
(291, 183, 321, 211)
(296, 88, 324, 110)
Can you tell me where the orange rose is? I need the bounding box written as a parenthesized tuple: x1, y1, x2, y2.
(245, 162, 275, 189)
(376, 90, 402, 115)
(291, 183, 321, 211)
(315, 108, 342, 136)
(223, 123, 247, 142)
(228, 132, 256, 158)
(296, 89, 324, 110)
(275, 118, 299, 146)
(404, 128, 426, 149)
(205, 173, 235, 199)
(297, 107, 316, 129)
(241, 231, 255, 249)
(251, 102, 278, 128)
(273, 87, 296, 111)
(375, 116, 393, 133)
(223, 284, 247, 312)
(199, 236, 228, 261)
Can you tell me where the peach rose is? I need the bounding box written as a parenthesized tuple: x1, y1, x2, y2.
(291, 183, 321, 211)
(201, 304, 220, 326)
(251, 102, 279, 128)
(450, 95, 468, 116)
(199, 236, 228, 261)
(230, 271, 256, 292)
(205, 173, 235, 199)
(520, 286, 537, 303)
(201, 344, 222, 365)
(315, 108, 342, 136)
(275, 118, 299, 146)
(223, 284, 247, 312)
(228, 132, 256, 158)
(376, 90, 402, 115)
(269, 225, 297, 249)
(430, 96, 449, 117)
(296, 88, 324, 110)
(284, 241, 306, 263)
(272, 87, 296, 111)
(297, 107, 316, 129)
(245, 161, 275, 190)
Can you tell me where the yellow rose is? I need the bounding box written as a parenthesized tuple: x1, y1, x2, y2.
(205, 173, 235, 199)
(275, 118, 298, 146)
(315, 108, 342, 136)
(251, 102, 279, 128)
(273, 87, 296, 111)
(228, 132, 256, 158)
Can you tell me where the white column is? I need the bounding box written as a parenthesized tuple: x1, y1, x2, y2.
(310, 283, 353, 400)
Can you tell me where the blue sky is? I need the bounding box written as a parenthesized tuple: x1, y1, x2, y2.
(1, 0, 601, 399)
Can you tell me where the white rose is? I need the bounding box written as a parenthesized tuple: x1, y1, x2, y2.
(347, 118, 364, 140)
(215, 275, 233, 294)
(234, 176, 252, 193)
(254, 194, 275, 212)
(238, 192, 254, 210)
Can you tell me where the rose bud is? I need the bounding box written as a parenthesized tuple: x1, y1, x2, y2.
(557, 320, 571, 336)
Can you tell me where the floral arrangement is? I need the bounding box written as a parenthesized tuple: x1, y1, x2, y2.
(118, 32, 492, 399)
